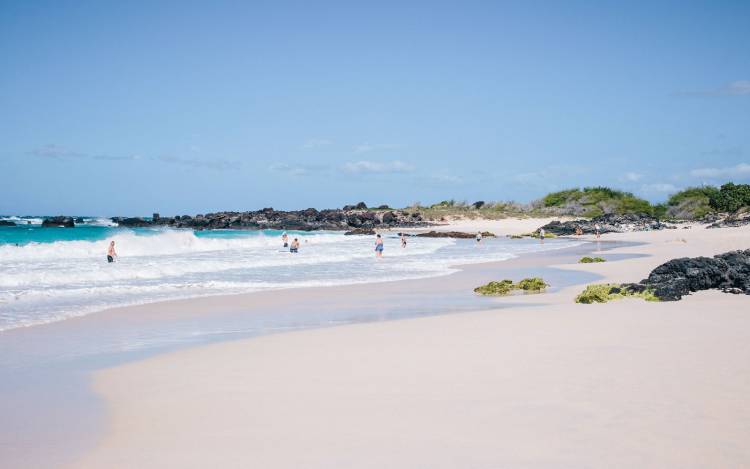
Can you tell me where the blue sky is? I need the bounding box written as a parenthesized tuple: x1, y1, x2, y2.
(1, 0, 748, 215)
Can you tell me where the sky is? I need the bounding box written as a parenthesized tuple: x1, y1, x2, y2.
(1, 0, 748, 216)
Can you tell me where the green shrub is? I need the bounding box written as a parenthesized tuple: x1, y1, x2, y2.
(541, 187, 655, 217)
(474, 278, 549, 296)
(575, 283, 659, 304)
(542, 189, 581, 207)
(664, 186, 719, 219)
(668, 186, 719, 206)
(579, 256, 606, 263)
(708, 183, 750, 212)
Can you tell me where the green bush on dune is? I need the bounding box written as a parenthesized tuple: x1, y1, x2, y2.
(575, 283, 659, 304)
(664, 186, 719, 220)
(474, 278, 549, 296)
(579, 256, 606, 263)
(709, 182, 750, 213)
(541, 187, 654, 217)
(409, 181, 750, 222)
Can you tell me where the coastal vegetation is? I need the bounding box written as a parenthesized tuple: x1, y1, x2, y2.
(474, 277, 549, 296)
(663, 186, 718, 219)
(579, 256, 606, 263)
(414, 182, 750, 223)
(540, 187, 654, 218)
(575, 284, 659, 303)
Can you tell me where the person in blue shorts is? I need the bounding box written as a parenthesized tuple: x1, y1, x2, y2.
(375, 234, 384, 257)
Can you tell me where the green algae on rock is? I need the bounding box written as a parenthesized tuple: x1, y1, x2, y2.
(474, 278, 549, 296)
(575, 283, 659, 304)
(579, 256, 606, 263)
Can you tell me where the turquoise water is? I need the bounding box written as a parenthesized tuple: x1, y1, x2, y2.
(0, 225, 113, 245)
(0, 220, 284, 245)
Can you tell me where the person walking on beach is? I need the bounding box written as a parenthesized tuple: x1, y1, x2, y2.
(539, 228, 545, 244)
(476, 231, 482, 244)
(375, 234, 384, 257)
(400, 233, 407, 248)
(290, 238, 299, 253)
(594, 223, 601, 239)
(107, 241, 117, 263)
(282, 231, 289, 248)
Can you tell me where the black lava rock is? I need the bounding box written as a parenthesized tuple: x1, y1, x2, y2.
(41, 216, 75, 228)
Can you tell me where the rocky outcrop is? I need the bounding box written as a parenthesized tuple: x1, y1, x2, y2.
(41, 216, 75, 228)
(416, 231, 496, 238)
(111, 217, 153, 227)
(0, 220, 16, 226)
(706, 209, 750, 229)
(342, 202, 368, 211)
(539, 213, 674, 236)
(628, 250, 750, 301)
(109, 208, 426, 232)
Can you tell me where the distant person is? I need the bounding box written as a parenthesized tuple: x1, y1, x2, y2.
(575, 226, 583, 236)
(375, 234, 384, 257)
(107, 241, 117, 263)
(290, 238, 299, 253)
(594, 223, 601, 239)
(400, 233, 407, 248)
(282, 231, 289, 248)
(539, 228, 545, 243)
(476, 231, 482, 243)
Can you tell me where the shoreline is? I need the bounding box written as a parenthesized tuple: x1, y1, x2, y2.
(0, 217, 569, 333)
(73, 222, 750, 468)
(0, 221, 608, 469)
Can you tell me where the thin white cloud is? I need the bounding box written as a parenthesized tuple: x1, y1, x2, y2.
(29, 144, 87, 159)
(28, 144, 236, 170)
(621, 172, 643, 182)
(29, 144, 140, 162)
(155, 155, 240, 171)
(726, 80, 750, 96)
(341, 160, 414, 174)
(678, 80, 750, 97)
(301, 138, 333, 149)
(353, 143, 402, 154)
(690, 163, 750, 178)
(432, 174, 463, 184)
(269, 163, 330, 176)
(641, 183, 677, 193)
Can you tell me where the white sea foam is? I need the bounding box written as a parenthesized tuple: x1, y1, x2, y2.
(0, 216, 44, 225)
(0, 228, 578, 331)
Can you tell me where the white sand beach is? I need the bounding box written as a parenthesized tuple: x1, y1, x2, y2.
(71, 221, 750, 469)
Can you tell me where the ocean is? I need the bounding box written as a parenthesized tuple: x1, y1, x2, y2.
(0, 216, 577, 332)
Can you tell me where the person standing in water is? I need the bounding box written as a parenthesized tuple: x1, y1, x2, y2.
(594, 223, 601, 239)
(539, 228, 545, 244)
(476, 231, 483, 244)
(290, 238, 299, 253)
(281, 231, 289, 248)
(107, 241, 117, 263)
(400, 233, 407, 248)
(375, 234, 384, 257)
